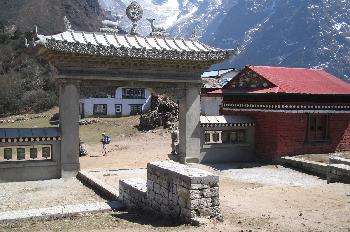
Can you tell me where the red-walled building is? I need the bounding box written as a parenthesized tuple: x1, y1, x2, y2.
(210, 65, 350, 160)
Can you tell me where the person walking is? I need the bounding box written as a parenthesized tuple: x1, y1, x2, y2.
(101, 132, 111, 156)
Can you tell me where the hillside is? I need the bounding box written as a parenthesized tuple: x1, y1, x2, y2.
(0, 0, 104, 116)
(0, 0, 103, 34)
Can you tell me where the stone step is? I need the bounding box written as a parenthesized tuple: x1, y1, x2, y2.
(0, 201, 124, 223)
(329, 156, 350, 166)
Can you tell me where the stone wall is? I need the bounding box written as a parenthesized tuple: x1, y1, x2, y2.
(119, 161, 221, 224)
(280, 156, 350, 183)
(328, 156, 350, 183)
(119, 178, 147, 209)
(279, 156, 328, 177)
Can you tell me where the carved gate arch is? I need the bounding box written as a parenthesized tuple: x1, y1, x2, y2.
(30, 23, 232, 177)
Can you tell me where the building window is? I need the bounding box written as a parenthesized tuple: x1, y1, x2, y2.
(222, 130, 247, 144)
(204, 133, 211, 143)
(307, 114, 329, 142)
(115, 104, 122, 116)
(122, 88, 145, 99)
(205, 130, 247, 145)
(130, 104, 143, 115)
(212, 132, 220, 142)
(204, 131, 221, 144)
(93, 104, 107, 115)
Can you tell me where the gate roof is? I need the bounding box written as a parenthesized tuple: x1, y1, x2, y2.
(31, 30, 234, 62)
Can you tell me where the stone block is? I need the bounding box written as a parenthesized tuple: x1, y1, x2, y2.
(121, 161, 221, 223)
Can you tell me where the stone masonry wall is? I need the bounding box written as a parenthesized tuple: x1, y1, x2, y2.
(119, 161, 221, 223)
(147, 161, 220, 223)
(280, 156, 350, 183)
(119, 178, 147, 209)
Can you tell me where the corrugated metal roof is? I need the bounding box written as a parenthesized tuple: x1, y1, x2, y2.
(247, 66, 350, 95)
(0, 128, 61, 139)
(201, 69, 234, 78)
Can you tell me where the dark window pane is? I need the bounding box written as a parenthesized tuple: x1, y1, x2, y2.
(221, 131, 230, 143)
(307, 114, 328, 142)
(212, 133, 220, 142)
(204, 133, 210, 143)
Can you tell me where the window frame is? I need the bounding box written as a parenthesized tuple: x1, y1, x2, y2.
(204, 129, 248, 145)
(93, 104, 107, 115)
(122, 88, 146, 99)
(115, 104, 122, 116)
(129, 104, 143, 115)
(306, 114, 329, 143)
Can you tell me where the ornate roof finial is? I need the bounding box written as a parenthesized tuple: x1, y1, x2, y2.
(147, 18, 169, 38)
(126, 1, 143, 35)
(63, 16, 72, 31)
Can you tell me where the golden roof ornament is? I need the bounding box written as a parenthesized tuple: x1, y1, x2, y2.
(126, 1, 143, 35)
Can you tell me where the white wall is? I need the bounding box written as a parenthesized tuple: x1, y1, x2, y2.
(80, 87, 152, 117)
(201, 96, 222, 116)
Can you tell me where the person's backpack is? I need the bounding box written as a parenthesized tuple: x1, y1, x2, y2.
(105, 136, 111, 144)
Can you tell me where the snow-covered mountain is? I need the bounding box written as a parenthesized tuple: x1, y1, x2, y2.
(99, 0, 349, 81)
(98, 0, 236, 37)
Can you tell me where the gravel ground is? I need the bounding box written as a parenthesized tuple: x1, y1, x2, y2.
(4, 164, 349, 232)
(0, 178, 103, 212)
(214, 164, 325, 186)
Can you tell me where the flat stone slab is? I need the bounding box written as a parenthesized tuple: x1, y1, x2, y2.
(148, 161, 219, 185)
(120, 178, 147, 193)
(0, 201, 124, 223)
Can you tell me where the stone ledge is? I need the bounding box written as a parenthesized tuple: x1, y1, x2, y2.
(279, 156, 327, 177)
(77, 171, 118, 200)
(280, 156, 350, 184)
(148, 160, 219, 186)
(0, 201, 124, 223)
(330, 156, 350, 166)
(120, 178, 147, 193)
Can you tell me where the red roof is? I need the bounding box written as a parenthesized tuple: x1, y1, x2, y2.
(219, 65, 350, 95)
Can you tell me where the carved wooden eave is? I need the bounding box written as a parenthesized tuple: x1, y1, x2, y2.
(30, 30, 234, 74)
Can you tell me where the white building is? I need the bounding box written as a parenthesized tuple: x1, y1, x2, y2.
(80, 87, 152, 117)
(201, 68, 240, 116)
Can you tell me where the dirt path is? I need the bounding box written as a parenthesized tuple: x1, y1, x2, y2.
(1, 116, 350, 231)
(80, 130, 171, 170)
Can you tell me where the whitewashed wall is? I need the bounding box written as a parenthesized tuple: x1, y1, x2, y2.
(80, 87, 152, 117)
(201, 96, 222, 116)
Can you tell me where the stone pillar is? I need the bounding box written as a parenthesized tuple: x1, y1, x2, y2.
(59, 80, 80, 177)
(178, 84, 201, 163)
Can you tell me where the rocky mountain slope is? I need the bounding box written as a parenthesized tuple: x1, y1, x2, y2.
(0, 0, 103, 115)
(101, 0, 350, 81)
(0, 0, 103, 34)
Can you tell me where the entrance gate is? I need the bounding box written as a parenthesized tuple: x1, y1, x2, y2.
(30, 4, 233, 177)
